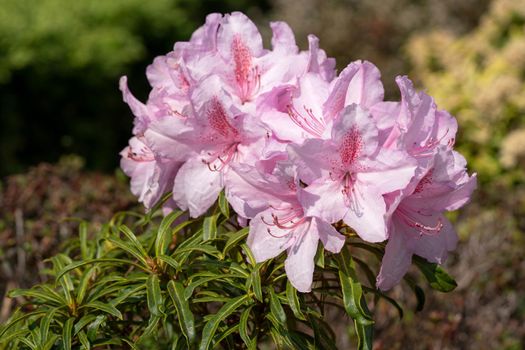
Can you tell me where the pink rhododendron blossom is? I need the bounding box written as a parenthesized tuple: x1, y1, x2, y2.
(228, 163, 345, 292)
(119, 12, 476, 293)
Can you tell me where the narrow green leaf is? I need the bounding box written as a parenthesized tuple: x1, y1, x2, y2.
(222, 228, 249, 256)
(73, 315, 97, 336)
(79, 221, 89, 260)
(81, 301, 122, 320)
(8, 288, 65, 306)
(107, 238, 149, 267)
(184, 274, 239, 300)
(155, 210, 184, 257)
(157, 255, 181, 270)
(239, 305, 256, 349)
(241, 243, 256, 267)
(40, 308, 58, 344)
(18, 338, 37, 350)
(118, 225, 149, 258)
(56, 258, 147, 282)
(76, 266, 95, 305)
(0, 310, 48, 338)
(199, 294, 250, 350)
(202, 213, 220, 241)
(286, 281, 306, 321)
(0, 329, 30, 346)
(62, 317, 74, 350)
(167, 280, 195, 344)
(249, 266, 263, 302)
(78, 331, 90, 350)
(218, 191, 230, 218)
(269, 289, 286, 326)
(335, 247, 374, 350)
(146, 275, 164, 317)
(414, 257, 457, 292)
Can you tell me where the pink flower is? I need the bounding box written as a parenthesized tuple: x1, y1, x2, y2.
(289, 104, 417, 242)
(120, 137, 180, 209)
(377, 148, 477, 291)
(171, 76, 266, 217)
(229, 163, 345, 292)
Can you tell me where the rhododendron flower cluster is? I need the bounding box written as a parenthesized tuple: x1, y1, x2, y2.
(120, 12, 476, 293)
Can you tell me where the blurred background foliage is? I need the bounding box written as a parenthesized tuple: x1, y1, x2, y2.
(1, 0, 525, 348)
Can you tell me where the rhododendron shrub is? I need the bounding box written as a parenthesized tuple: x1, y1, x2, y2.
(120, 12, 475, 293)
(0, 12, 475, 350)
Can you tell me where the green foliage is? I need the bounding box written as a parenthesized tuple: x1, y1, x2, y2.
(0, 196, 456, 349)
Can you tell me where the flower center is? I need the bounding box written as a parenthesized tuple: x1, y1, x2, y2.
(339, 126, 362, 166)
(232, 34, 260, 103)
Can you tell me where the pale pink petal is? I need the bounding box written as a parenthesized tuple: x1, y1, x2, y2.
(323, 61, 384, 120)
(120, 76, 153, 135)
(376, 223, 412, 291)
(270, 21, 298, 54)
(314, 218, 345, 253)
(331, 104, 379, 159)
(343, 185, 387, 242)
(411, 215, 456, 264)
(173, 156, 222, 217)
(301, 179, 348, 224)
(248, 209, 294, 262)
(358, 148, 417, 194)
(285, 223, 319, 292)
(217, 12, 263, 59)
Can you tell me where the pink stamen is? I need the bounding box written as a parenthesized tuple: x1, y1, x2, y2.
(397, 207, 443, 236)
(286, 103, 325, 137)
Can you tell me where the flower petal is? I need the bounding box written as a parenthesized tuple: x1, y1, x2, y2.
(173, 156, 222, 217)
(285, 222, 319, 292)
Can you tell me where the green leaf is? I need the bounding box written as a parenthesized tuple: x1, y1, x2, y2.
(335, 247, 374, 350)
(0, 310, 48, 339)
(218, 191, 230, 218)
(249, 266, 263, 302)
(157, 255, 181, 270)
(62, 317, 74, 350)
(199, 294, 250, 350)
(106, 237, 149, 267)
(118, 224, 149, 258)
(241, 243, 256, 267)
(269, 289, 286, 326)
(76, 266, 96, 305)
(40, 308, 58, 344)
(222, 227, 249, 256)
(414, 257, 457, 292)
(202, 213, 220, 241)
(184, 274, 240, 300)
(8, 288, 66, 306)
(155, 210, 184, 257)
(239, 305, 256, 349)
(286, 281, 306, 321)
(81, 301, 122, 320)
(146, 274, 164, 317)
(78, 331, 90, 350)
(167, 280, 195, 344)
(56, 258, 147, 281)
(79, 221, 90, 260)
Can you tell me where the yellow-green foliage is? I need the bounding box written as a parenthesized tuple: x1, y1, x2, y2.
(407, 0, 525, 184)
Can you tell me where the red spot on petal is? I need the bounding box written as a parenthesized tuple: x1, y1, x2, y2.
(207, 97, 238, 138)
(339, 126, 362, 166)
